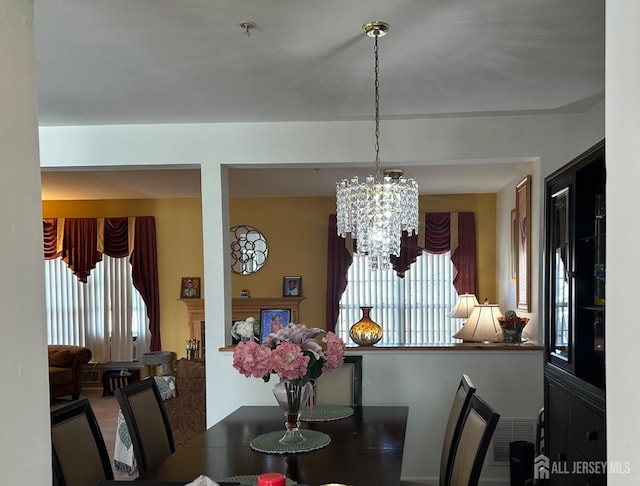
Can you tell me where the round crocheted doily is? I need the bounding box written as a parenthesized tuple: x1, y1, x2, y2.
(249, 429, 331, 454)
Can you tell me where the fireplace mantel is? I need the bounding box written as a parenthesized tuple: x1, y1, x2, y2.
(181, 297, 304, 345)
(231, 297, 304, 322)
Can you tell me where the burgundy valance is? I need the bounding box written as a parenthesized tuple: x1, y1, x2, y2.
(42, 216, 161, 351)
(325, 212, 477, 331)
(424, 212, 451, 254)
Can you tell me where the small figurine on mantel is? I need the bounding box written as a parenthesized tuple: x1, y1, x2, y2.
(240, 288, 251, 299)
(498, 310, 529, 345)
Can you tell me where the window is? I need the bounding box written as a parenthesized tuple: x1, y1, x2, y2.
(336, 251, 460, 345)
(45, 255, 150, 362)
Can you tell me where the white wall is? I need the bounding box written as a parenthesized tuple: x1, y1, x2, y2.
(0, 0, 51, 483)
(606, 1, 640, 484)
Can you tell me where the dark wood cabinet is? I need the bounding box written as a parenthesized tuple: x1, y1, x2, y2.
(543, 140, 606, 485)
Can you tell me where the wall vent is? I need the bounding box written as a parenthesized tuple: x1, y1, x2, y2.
(490, 417, 536, 465)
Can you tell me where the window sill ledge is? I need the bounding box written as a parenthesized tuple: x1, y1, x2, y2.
(219, 342, 543, 352)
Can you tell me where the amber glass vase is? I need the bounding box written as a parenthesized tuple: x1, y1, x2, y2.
(349, 306, 383, 346)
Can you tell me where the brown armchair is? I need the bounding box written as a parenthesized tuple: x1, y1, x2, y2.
(48, 345, 92, 400)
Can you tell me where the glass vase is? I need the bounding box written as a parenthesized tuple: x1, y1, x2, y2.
(272, 381, 311, 444)
(349, 306, 383, 346)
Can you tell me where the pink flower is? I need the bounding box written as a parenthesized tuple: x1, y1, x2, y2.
(322, 331, 346, 372)
(271, 342, 310, 381)
(233, 341, 274, 378)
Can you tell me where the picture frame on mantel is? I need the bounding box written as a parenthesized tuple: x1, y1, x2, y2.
(516, 175, 531, 311)
(180, 277, 201, 299)
(260, 309, 291, 343)
(283, 276, 302, 297)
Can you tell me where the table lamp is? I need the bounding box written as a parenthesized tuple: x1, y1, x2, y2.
(449, 294, 480, 319)
(453, 302, 503, 343)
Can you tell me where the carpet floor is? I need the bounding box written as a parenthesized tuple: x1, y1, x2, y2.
(51, 386, 135, 481)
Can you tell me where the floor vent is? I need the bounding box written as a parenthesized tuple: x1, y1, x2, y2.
(490, 417, 536, 465)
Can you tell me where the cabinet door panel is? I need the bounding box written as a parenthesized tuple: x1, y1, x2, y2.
(570, 398, 605, 463)
(544, 381, 571, 470)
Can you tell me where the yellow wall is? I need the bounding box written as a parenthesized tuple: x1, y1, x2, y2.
(229, 197, 336, 329)
(42, 193, 495, 357)
(42, 199, 204, 359)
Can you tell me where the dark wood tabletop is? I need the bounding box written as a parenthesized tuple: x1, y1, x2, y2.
(137, 405, 409, 486)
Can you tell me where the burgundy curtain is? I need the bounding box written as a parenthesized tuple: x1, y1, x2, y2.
(451, 212, 478, 296)
(130, 217, 161, 351)
(103, 217, 130, 257)
(43, 218, 61, 260)
(42, 216, 161, 350)
(325, 215, 353, 332)
(424, 213, 451, 254)
(62, 218, 101, 283)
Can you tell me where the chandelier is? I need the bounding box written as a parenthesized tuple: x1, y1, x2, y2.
(336, 21, 419, 270)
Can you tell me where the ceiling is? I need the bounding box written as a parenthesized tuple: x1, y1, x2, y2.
(35, 0, 605, 199)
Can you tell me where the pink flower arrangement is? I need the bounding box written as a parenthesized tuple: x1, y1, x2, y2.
(233, 323, 346, 386)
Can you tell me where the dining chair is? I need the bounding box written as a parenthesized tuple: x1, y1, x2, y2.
(114, 377, 176, 474)
(448, 394, 500, 486)
(401, 373, 476, 486)
(313, 355, 362, 406)
(50, 398, 114, 486)
(439, 374, 477, 486)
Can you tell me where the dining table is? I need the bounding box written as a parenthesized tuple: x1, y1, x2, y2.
(137, 405, 409, 486)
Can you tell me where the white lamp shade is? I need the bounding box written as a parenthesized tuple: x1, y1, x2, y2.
(448, 294, 480, 318)
(453, 303, 503, 342)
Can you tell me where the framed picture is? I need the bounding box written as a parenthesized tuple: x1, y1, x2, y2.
(180, 277, 201, 299)
(260, 309, 291, 342)
(510, 208, 517, 281)
(516, 175, 531, 311)
(283, 276, 302, 297)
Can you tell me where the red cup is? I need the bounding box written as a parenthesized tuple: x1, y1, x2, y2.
(257, 472, 286, 486)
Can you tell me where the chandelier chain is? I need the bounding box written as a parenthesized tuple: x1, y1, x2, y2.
(374, 34, 381, 182)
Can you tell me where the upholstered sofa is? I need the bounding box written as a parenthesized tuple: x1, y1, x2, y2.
(162, 358, 206, 448)
(48, 345, 92, 400)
